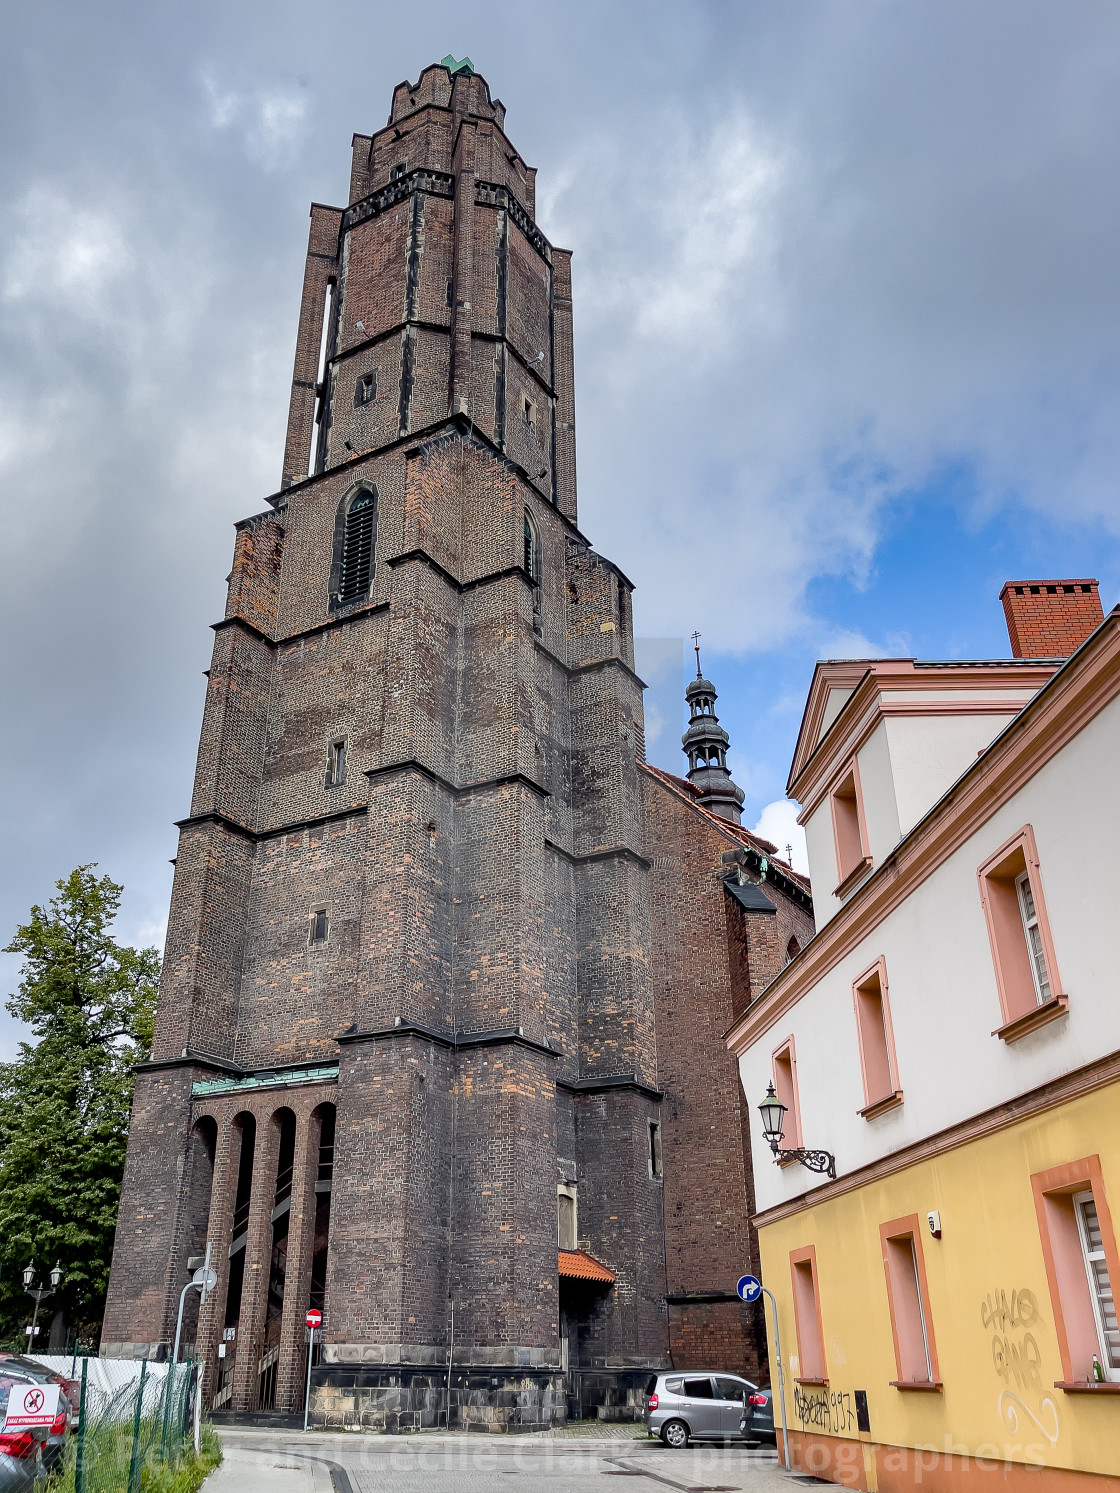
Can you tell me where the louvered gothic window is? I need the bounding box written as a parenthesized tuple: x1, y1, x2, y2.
(524, 510, 537, 580)
(338, 489, 376, 602)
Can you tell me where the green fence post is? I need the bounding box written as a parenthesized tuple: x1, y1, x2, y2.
(181, 1362, 195, 1448)
(159, 1362, 174, 1465)
(75, 1358, 88, 1493)
(127, 1359, 148, 1493)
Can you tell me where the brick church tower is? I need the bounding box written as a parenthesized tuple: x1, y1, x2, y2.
(102, 57, 817, 1428)
(102, 57, 667, 1426)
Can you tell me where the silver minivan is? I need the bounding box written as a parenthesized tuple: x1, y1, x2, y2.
(643, 1371, 775, 1448)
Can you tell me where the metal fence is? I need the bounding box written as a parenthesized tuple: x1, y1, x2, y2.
(49, 1359, 197, 1493)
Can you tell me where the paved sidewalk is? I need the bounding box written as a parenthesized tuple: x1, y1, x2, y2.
(204, 1439, 335, 1492)
(208, 1427, 793, 1493)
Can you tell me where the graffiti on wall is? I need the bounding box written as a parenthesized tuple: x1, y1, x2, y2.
(792, 1384, 859, 1434)
(980, 1286, 1059, 1446)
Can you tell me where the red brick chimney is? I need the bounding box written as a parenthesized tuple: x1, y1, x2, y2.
(999, 579, 1104, 658)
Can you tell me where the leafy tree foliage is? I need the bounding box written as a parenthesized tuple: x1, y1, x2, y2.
(0, 867, 159, 1347)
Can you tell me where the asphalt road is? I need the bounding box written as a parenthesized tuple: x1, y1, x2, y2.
(211, 1429, 799, 1493)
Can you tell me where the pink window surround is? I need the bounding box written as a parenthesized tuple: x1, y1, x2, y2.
(789, 1244, 828, 1383)
(880, 1215, 942, 1390)
(831, 758, 873, 898)
(771, 1036, 803, 1159)
(1032, 1156, 1120, 1388)
(977, 824, 1067, 1042)
(852, 957, 903, 1118)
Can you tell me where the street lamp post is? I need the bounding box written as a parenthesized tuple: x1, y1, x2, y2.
(172, 1244, 217, 1364)
(23, 1262, 63, 1346)
(758, 1083, 836, 1179)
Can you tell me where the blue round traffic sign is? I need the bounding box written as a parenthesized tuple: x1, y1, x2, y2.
(736, 1274, 763, 1302)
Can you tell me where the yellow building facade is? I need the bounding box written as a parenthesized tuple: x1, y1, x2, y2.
(729, 595, 1120, 1490)
(757, 1077, 1120, 1488)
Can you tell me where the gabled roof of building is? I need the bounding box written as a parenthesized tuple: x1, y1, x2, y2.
(641, 762, 811, 898)
(728, 607, 1120, 1057)
(787, 656, 1060, 803)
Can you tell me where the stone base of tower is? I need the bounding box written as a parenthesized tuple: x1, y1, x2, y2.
(304, 1362, 659, 1431)
(309, 1364, 567, 1433)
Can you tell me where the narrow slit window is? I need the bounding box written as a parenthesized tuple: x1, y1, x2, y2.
(338, 489, 376, 602)
(557, 1190, 577, 1251)
(309, 907, 329, 945)
(522, 394, 537, 427)
(389, 162, 406, 181)
(354, 370, 376, 406)
(326, 739, 347, 788)
(880, 1218, 939, 1387)
(978, 826, 1064, 1036)
(523, 510, 538, 581)
(771, 1039, 802, 1151)
(853, 958, 901, 1115)
(1033, 1159, 1120, 1384)
(648, 1121, 663, 1179)
(831, 761, 871, 891)
(790, 1247, 827, 1382)
(1074, 1189, 1120, 1377)
(309, 281, 335, 477)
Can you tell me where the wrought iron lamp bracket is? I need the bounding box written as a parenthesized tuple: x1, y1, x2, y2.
(776, 1146, 836, 1180)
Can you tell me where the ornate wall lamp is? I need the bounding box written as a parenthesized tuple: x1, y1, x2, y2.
(758, 1083, 836, 1179)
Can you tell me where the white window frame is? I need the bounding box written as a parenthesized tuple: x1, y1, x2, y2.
(1073, 1188, 1120, 1380)
(1015, 869, 1052, 1006)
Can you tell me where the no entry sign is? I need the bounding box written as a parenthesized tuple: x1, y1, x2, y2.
(305, 1308, 322, 1329)
(5, 1383, 60, 1429)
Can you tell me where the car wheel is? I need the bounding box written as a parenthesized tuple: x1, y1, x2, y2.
(660, 1419, 689, 1449)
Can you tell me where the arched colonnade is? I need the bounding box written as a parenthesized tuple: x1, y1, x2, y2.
(178, 1085, 336, 1414)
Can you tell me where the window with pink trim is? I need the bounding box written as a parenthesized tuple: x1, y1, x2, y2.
(830, 760, 872, 895)
(790, 1245, 827, 1383)
(772, 1038, 802, 1151)
(1032, 1156, 1120, 1386)
(880, 1216, 940, 1389)
(977, 825, 1066, 1041)
(852, 958, 902, 1118)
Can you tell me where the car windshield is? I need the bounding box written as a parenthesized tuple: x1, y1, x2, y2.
(0, 1357, 53, 1383)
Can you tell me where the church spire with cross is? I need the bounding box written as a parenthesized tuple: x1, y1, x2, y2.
(681, 633, 746, 823)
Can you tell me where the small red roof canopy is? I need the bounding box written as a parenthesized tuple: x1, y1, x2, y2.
(558, 1250, 616, 1284)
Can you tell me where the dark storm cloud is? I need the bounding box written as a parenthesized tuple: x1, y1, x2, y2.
(2, 1, 1119, 1049)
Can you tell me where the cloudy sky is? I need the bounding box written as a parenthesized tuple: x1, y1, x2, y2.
(3, 0, 1119, 1053)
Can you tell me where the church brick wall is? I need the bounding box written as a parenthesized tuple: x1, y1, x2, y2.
(643, 769, 815, 1383)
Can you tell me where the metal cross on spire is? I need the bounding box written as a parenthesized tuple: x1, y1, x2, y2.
(691, 631, 702, 678)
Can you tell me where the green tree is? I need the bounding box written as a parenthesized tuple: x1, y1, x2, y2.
(0, 867, 159, 1349)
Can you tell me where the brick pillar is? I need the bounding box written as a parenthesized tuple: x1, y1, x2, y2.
(282, 205, 342, 488)
(231, 1107, 281, 1411)
(448, 123, 476, 416)
(194, 1108, 239, 1405)
(274, 1105, 321, 1413)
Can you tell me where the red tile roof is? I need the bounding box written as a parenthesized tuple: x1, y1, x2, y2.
(558, 1250, 616, 1283)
